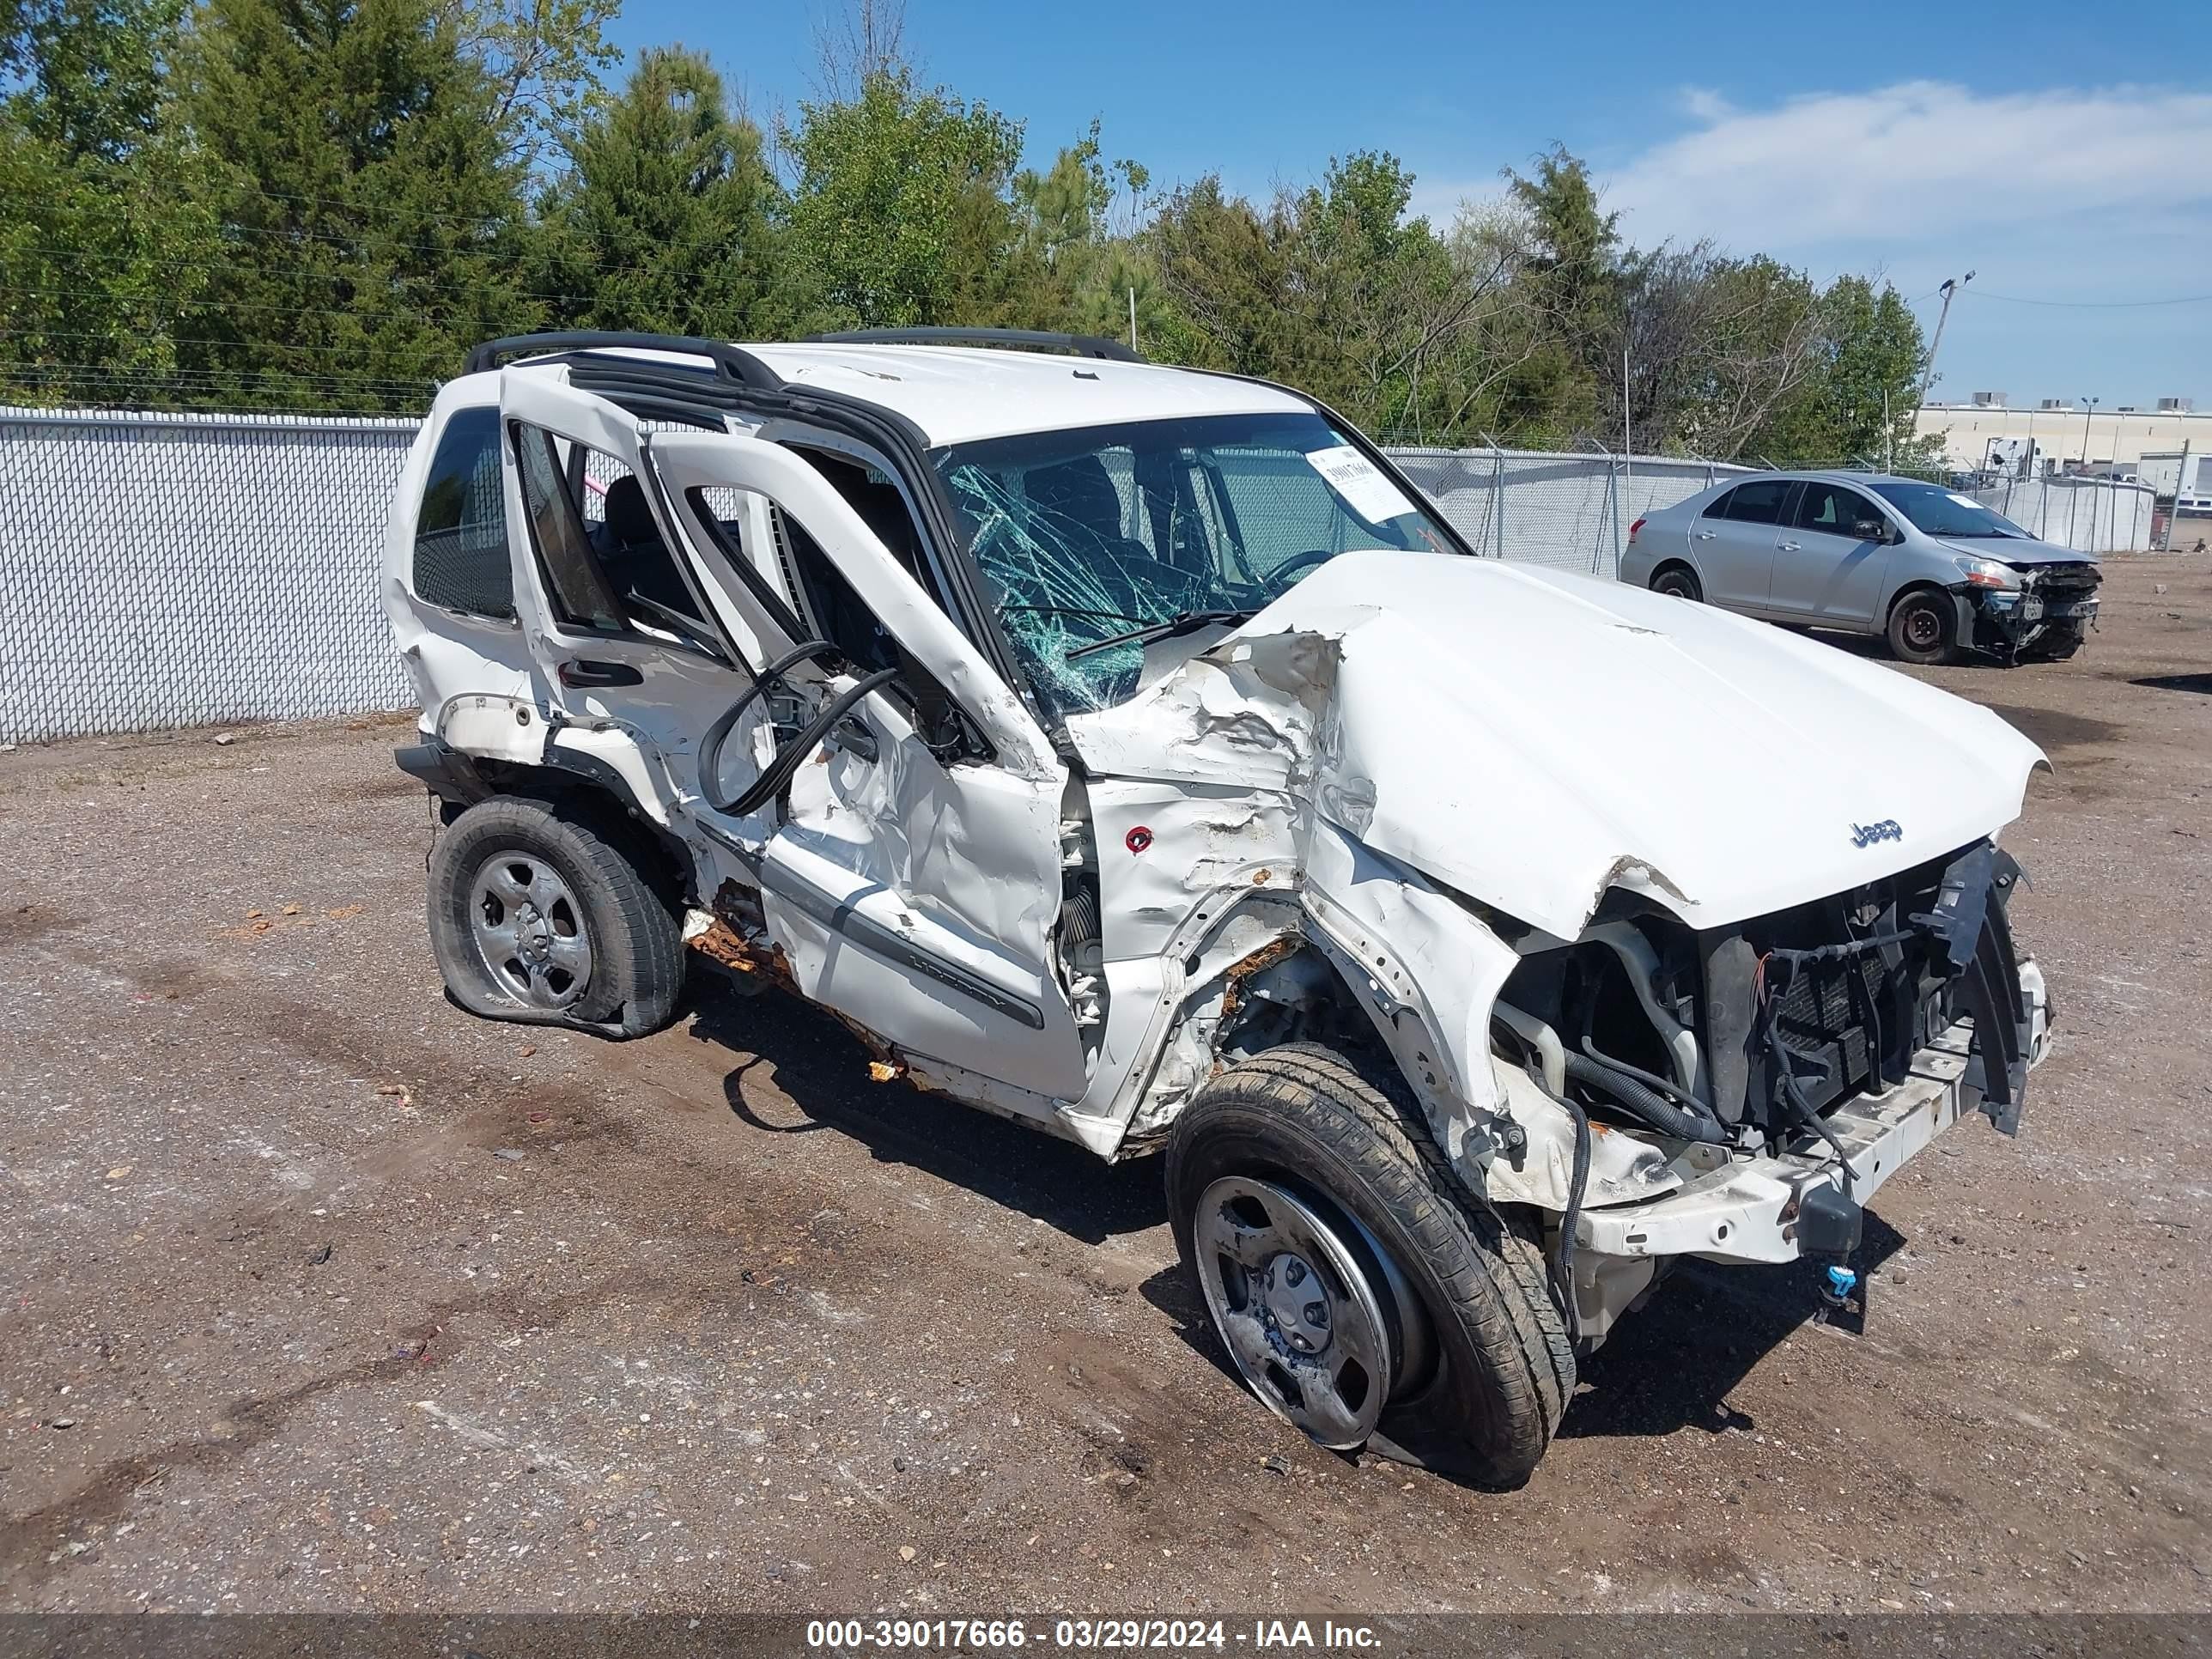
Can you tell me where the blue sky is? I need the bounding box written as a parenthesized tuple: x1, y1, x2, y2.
(606, 0, 2212, 407)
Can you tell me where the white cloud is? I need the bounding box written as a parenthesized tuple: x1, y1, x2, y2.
(1402, 80, 2212, 399)
(1607, 81, 2212, 254)
(1677, 86, 1731, 123)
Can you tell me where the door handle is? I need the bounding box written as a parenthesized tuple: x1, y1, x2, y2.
(1693, 530, 1717, 540)
(558, 659, 643, 689)
(1778, 540, 1802, 551)
(826, 714, 878, 763)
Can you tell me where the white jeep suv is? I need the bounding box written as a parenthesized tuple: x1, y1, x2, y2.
(383, 328, 2051, 1486)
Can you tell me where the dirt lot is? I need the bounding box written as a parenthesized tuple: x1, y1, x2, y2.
(2, 553, 2209, 1616)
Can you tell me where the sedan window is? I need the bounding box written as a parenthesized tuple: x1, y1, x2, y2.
(1869, 479, 2031, 538)
(1721, 480, 1792, 526)
(1794, 483, 1889, 539)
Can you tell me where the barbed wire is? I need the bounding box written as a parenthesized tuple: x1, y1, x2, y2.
(0, 239, 749, 315)
(3, 282, 542, 327)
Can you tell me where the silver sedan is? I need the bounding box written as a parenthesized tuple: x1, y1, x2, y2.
(1620, 471, 2102, 665)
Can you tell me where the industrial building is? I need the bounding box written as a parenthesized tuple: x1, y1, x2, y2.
(1916, 393, 2207, 477)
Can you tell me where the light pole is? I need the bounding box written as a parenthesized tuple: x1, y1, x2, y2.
(1917, 270, 1975, 409)
(2079, 397, 2100, 471)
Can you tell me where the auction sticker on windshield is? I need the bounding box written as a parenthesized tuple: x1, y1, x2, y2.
(1305, 445, 1417, 525)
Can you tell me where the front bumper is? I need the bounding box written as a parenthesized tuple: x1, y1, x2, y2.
(1969, 575, 2101, 657)
(1575, 958, 2048, 1267)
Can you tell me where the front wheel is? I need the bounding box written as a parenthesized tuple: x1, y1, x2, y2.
(1887, 588, 1959, 665)
(1165, 1044, 1574, 1487)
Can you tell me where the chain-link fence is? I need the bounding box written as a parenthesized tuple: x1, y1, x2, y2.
(0, 407, 1829, 742)
(1386, 447, 1751, 576)
(0, 406, 419, 742)
(1968, 473, 2155, 555)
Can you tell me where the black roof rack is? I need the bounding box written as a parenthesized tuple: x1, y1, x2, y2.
(465, 331, 782, 392)
(807, 326, 1143, 364)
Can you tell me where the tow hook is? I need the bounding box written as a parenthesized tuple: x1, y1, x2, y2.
(1814, 1261, 1867, 1337)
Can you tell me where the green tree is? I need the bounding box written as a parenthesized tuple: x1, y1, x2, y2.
(1603, 248, 1824, 459)
(1001, 119, 1149, 334)
(449, 0, 621, 172)
(533, 46, 781, 339)
(1819, 276, 1930, 464)
(1279, 152, 1474, 435)
(1146, 173, 1289, 374)
(1498, 143, 1620, 441)
(781, 67, 1024, 328)
(0, 0, 221, 399)
(1145, 153, 1515, 441)
(175, 0, 541, 408)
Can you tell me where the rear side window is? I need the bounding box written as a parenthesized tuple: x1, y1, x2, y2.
(1722, 480, 1792, 526)
(512, 424, 626, 632)
(1698, 486, 1737, 520)
(508, 423, 721, 654)
(412, 407, 514, 619)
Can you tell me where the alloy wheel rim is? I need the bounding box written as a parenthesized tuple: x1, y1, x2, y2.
(469, 854, 592, 1011)
(1193, 1176, 1395, 1449)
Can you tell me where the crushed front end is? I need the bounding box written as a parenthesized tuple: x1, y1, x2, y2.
(1968, 559, 2103, 661)
(1490, 839, 2048, 1340)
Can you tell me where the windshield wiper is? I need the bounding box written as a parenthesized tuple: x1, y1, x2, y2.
(1066, 608, 1258, 659)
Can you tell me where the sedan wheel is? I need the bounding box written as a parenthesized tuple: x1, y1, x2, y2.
(1887, 589, 1958, 665)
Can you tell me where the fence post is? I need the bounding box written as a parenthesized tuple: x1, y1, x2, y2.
(1482, 433, 1506, 559)
(2164, 443, 2191, 551)
(1589, 439, 1623, 575)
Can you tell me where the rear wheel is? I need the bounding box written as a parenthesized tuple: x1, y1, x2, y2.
(428, 795, 684, 1037)
(1651, 563, 1703, 602)
(1165, 1043, 1573, 1487)
(1886, 587, 1958, 665)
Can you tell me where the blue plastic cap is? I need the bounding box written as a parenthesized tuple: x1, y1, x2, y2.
(1825, 1264, 1858, 1295)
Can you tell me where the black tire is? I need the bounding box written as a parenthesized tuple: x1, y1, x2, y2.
(1650, 563, 1703, 602)
(1165, 1042, 1574, 1488)
(428, 794, 684, 1037)
(2027, 629, 2085, 662)
(1886, 587, 1958, 665)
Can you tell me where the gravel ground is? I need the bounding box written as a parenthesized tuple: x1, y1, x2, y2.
(2, 553, 2208, 1616)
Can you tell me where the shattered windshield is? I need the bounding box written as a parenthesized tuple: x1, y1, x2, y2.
(933, 411, 1456, 719)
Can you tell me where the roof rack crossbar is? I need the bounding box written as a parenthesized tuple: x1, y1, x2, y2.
(466, 331, 781, 391)
(806, 326, 1143, 364)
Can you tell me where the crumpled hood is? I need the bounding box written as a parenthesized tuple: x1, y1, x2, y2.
(1937, 535, 2099, 569)
(1066, 550, 2045, 939)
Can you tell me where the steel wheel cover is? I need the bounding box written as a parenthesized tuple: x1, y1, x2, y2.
(1193, 1175, 1395, 1449)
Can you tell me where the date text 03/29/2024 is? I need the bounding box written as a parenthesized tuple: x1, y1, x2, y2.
(804, 1620, 1381, 1650)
